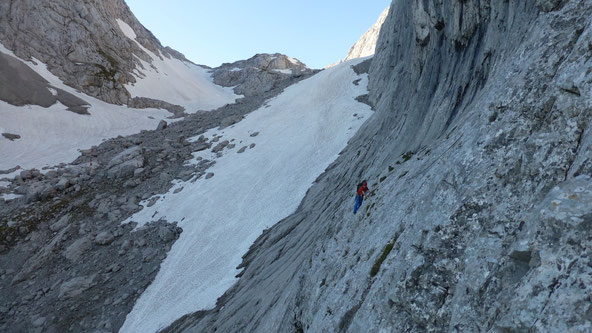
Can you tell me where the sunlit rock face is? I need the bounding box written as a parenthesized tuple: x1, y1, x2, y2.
(166, 1, 592, 332)
(327, 6, 389, 69)
(0, 0, 191, 106)
(345, 7, 390, 61)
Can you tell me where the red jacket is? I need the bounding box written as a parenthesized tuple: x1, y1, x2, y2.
(357, 184, 369, 196)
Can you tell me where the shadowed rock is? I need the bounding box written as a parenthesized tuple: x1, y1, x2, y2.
(0, 52, 90, 114)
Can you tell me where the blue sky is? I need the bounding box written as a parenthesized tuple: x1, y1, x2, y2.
(125, 1, 390, 69)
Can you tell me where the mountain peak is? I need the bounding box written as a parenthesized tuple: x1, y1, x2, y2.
(345, 6, 390, 61)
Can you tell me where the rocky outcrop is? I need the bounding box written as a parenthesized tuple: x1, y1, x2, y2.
(0, 0, 189, 106)
(128, 97, 185, 117)
(212, 53, 315, 96)
(344, 7, 390, 61)
(164, 1, 592, 332)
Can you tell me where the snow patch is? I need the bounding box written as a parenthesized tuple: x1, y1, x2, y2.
(0, 168, 22, 180)
(1, 193, 22, 201)
(273, 68, 293, 75)
(116, 19, 138, 40)
(0, 43, 170, 171)
(287, 56, 300, 65)
(120, 58, 374, 333)
(116, 19, 240, 112)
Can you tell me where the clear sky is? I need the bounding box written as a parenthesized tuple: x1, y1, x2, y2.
(125, 1, 391, 69)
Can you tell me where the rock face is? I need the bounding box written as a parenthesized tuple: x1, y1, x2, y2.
(0, 0, 189, 106)
(344, 7, 390, 61)
(164, 1, 592, 332)
(212, 53, 315, 96)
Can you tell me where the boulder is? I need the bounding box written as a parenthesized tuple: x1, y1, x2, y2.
(2, 133, 21, 141)
(157, 120, 168, 131)
(25, 183, 47, 202)
(55, 177, 70, 191)
(107, 158, 144, 179)
(19, 170, 33, 180)
(64, 237, 92, 262)
(32, 317, 46, 327)
(147, 196, 160, 208)
(212, 140, 230, 153)
(45, 170, 58, 178)
(50, 214, 71, 232)
(94, 231, 115, 245)
(58, 275, 97, 300)
(158, 226, 176, 242)
(106, 146, 145, 179)
(107, 146, 141, 169)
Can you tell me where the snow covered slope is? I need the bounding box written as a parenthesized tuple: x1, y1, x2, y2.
(0, 44, 170, 172)
(116, 20, 239, 112)
(0, 19, 239, 173)
(120, 58, 374, 333)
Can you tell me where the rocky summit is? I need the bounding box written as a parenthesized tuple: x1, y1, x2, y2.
(2, 0, 592, 333)
(213, 53, 315, 96)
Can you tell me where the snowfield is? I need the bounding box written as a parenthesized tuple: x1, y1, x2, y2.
(120, 58, 374, 333)
(116, 19, 239, 113)
(0, 22, 239, 174)
(0, 43, 170, 173)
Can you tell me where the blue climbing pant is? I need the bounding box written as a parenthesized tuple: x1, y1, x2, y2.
(353, 195, 364, 214)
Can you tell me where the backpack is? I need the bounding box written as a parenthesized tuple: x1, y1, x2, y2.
(356, 183, 363, 194)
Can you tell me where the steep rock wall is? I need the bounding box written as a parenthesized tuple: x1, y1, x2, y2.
(166, 1, 592, 332)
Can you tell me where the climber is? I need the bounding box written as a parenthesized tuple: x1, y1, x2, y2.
(353, 180, 369, 214)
